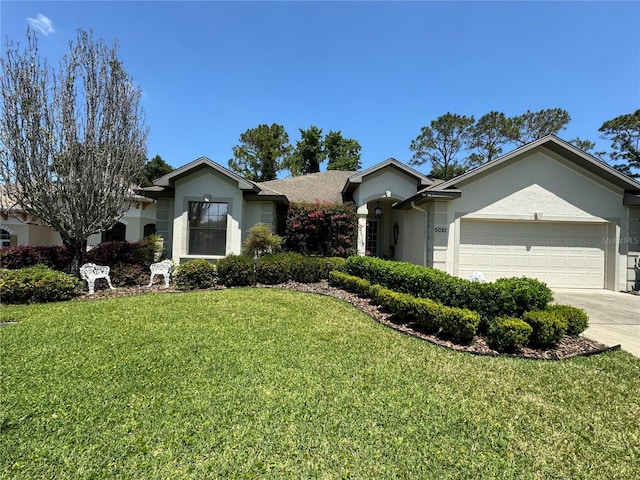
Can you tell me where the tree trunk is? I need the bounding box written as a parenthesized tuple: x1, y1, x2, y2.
(64, 239, 86, 278)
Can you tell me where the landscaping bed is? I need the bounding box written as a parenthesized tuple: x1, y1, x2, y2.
(258, 281, 615, 360)
(74, 279, 613, 360)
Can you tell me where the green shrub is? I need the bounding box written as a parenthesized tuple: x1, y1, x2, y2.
(288, 255, 325, 283)
(217, 255, 254, 287)
(330, 271, 479, 339)
(523, 310, 568, 348)
(493, 277, 554, 316)
(0, 265, 82, 304)
(487, 317, 533, 352)
(438, 305, 481, 343)
(344, 256, 553, 322)
(547, 304, 589, 335)
(256, 255, 290, 285)
(174, 259, 217, 290)
(324, 257, 347, 273)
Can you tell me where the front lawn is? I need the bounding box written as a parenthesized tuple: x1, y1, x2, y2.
(1, 289, 639, 479)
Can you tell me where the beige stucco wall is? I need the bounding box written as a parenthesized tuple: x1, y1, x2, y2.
(0, 216, 62, 246)
(353, 166, 422, 259)
(627, 208, 640, 291)
(352, 168, 418, 207)
(171, 168, 245, 263)
(397, 207, 427, 265)
(242, 202, 276, 241)
(440, 148, 631, 291)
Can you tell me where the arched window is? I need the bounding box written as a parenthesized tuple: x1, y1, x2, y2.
(143, 223, 156, 238)
(0, 229, 11, 247)
(101, 222, 126, 242)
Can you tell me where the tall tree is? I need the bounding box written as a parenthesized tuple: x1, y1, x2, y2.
(409, 113, 475, 180)
(286, 125, 325, 176)
(138, 154, 173, 186)
(467, 111, 517, 166)
(228, 123, 292, 181)
(325, 130, 362, 171)
(598, 110, 640, 178)
(568, 137, 596, 153)
(0, 29, 148, 275)
(509, 108, 571, 145)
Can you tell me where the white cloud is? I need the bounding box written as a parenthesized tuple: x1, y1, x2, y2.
(27, 14, 55, 36)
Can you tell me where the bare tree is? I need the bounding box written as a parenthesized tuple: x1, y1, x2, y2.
(0, 29, 148, 275)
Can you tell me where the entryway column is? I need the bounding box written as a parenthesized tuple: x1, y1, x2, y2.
(356, 206, 368, 256)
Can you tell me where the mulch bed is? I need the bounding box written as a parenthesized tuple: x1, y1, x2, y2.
(80, 280, 619, 361)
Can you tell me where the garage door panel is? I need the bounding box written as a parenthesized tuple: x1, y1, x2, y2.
(459, 221, 605, 288)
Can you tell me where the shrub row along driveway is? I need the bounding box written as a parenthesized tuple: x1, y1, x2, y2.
(553, 289, 640, 358)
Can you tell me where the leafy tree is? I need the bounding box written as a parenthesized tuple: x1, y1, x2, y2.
(228, 123, 292, 181)
(467, 111, 517, 166)
(428, 163, 469, 180)
(286, 125, 325, 176)
(138, 154, 173, 186)
(409, 113, 475, 180)
(0, 29, 148, 276)
(325, 130, 362, 171)
(598, 110, 640, 178)
(509, 108, 571, 145)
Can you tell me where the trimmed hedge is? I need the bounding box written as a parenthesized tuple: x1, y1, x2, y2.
(547, 304, 589, 335)
(0, 265, 82, 304)
(217, 253, 345, 287)
(217, 255, 254, 287)
(344, 256, 553, 323)
(487, 317, 533, 353)
(174, 259, 217, 291)
(523, 310, 568, 348)
(330, 271, 480, 343)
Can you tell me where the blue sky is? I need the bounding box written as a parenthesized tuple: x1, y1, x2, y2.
(2, 1, 639, 174)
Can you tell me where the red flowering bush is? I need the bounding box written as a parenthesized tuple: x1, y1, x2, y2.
(284, 201, 356, 257)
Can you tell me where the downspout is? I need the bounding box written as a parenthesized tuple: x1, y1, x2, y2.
(411, 201, 429, 266)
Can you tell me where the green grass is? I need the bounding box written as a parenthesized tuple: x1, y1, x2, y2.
(1, 288, 639, 479)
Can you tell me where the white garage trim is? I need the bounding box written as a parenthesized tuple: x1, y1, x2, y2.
(458, 220, 607, 288)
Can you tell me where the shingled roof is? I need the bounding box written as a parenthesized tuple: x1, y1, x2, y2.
(257, 170, 357, 203)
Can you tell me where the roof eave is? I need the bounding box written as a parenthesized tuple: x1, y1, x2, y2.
(394, 190, 462, 210)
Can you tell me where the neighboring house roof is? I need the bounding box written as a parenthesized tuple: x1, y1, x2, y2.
(257, 170, 357, 204)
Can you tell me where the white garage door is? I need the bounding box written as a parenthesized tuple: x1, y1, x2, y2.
(459, 221, 606, 288)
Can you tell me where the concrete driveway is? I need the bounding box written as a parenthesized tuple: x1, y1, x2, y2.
(552, 289, 640, 358)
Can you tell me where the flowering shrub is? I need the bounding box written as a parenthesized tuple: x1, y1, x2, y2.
(285, 201, 356, 257)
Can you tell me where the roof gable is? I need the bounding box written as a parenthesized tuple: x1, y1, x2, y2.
(432, 135, 640, 192)
(343, 158, 432, 196)
(153, 156, 258, 192)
